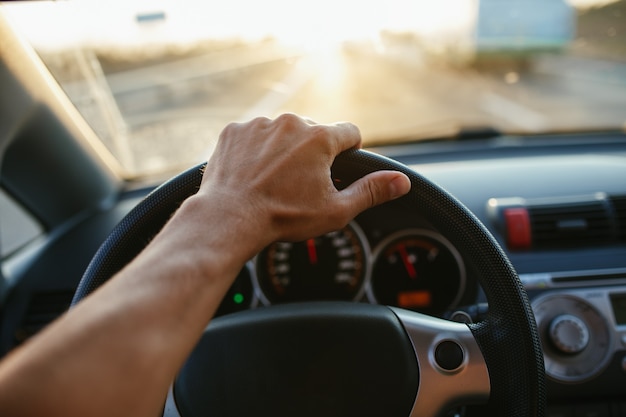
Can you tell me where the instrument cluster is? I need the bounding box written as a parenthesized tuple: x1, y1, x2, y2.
(215, 217, 473, 318)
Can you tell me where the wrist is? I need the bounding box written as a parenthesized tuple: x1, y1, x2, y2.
(151, 191, 270, 277)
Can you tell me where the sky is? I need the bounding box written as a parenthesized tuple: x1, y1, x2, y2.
(2, 0, 617, 52)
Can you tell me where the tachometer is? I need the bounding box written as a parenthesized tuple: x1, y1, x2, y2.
(255, 222, 370, 304)
(368, 229, 465, 315)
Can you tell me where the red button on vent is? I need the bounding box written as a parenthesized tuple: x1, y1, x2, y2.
(503, 208, 531, 250)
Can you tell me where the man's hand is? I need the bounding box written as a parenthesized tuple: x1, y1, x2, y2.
(200, 113, 411, 245)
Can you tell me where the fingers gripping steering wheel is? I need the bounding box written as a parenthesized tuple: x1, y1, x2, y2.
(72, 149, 546, 417)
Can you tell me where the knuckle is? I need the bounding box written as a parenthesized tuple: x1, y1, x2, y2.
(220, 121, 240, 138)
(274, 113, 302, 129)
(250, 116, 271, 126)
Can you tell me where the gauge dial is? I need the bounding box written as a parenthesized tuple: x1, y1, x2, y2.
(369, 230, 465, 315)
(256, 222, 370, 304)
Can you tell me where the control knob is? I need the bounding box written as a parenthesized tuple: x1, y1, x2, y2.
(532, 294, 612, 383)
(548, 314, 590, 354)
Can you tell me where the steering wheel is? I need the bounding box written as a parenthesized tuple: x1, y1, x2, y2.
(72, 149, 546, 417)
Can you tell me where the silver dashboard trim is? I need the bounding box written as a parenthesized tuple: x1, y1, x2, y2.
(520, 267, 626, 290)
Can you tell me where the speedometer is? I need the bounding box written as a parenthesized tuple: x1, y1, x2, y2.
(368, 229, 465, 315)
(255, 222, 370, 304)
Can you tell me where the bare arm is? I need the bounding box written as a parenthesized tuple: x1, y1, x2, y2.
(0, 114, 410, 417)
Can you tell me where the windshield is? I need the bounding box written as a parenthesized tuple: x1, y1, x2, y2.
(2, 0, 625, 177)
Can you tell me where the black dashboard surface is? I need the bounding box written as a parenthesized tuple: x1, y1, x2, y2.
(2, 131, 626, 410)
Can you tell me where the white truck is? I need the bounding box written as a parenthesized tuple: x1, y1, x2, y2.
(473, 0, 575, 61)
(403, 0, 576, 67)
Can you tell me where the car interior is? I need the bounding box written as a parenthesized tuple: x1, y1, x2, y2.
(0, 1, 625, 416)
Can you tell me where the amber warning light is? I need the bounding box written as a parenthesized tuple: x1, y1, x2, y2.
(397, 290, 432, 309)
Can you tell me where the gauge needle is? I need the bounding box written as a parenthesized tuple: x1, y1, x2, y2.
(398, 244, 417, 279)
(307, 238, 318, 265)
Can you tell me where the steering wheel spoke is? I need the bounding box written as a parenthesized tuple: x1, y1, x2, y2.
(392, 308, 490, 416)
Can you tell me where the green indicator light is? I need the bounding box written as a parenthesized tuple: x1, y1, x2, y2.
(233, 293, 244, 305)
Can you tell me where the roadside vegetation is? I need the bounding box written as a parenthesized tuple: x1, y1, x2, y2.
(574, 0, 625, 61)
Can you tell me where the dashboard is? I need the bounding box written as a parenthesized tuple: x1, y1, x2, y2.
(2, 131, 626, 415)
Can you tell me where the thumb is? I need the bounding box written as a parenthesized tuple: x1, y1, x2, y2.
(338, 171, 411, 217)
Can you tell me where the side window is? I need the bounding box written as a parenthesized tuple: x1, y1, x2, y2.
(0, 188, 43, 258)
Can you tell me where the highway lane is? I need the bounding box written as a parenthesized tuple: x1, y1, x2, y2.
(60, 44, 626, 174)
(279, 49, 626, 137)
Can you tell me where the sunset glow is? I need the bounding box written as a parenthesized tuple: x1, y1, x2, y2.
(3, 0, 476, 52)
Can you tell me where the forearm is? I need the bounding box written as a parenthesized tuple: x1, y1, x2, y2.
(0, 114, 410, 417)
(0, 194, 259, 417)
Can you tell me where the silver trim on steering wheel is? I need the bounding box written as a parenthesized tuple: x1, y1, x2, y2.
(163, 385, 181, 417)
(391, 308, 491, 416)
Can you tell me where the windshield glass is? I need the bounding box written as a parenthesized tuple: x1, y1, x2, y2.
(3, 0, 625, 177)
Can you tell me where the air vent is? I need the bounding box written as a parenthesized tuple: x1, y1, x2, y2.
(528, 199, 613, 248)
(15, 290, 73, 345)
(488, 193, 626, 251)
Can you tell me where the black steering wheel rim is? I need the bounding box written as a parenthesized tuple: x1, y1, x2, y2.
(72, 149, 546, 416)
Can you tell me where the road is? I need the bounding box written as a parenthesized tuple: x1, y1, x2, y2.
(61, 42, 626, 174)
